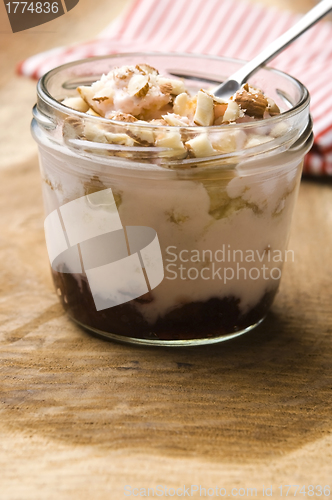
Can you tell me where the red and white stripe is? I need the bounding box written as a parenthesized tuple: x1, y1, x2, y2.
(18, 0, 332, 175)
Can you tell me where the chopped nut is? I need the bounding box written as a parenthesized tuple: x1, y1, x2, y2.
(77, 85, 101, 115)
(63, 63, 289, 161)
(234, 85, 268, 118)
(135, 82, 150, 98)
(63, 116, 84, 140)
(83, 122, 109, 143)
(108, 112, 138, 123)
(194, 91, 214, 126)
(86, 108, 101, 117)
(62, 96, 89, 113)
(136, 64, 147, 75)
(150, 119, 168, 126)
(162, 113, 190, 126)
(270, 122, 288, 138)
(222, 100, 240, 122)
(267, 97, 280, 116)
(210, 93, 228, 105)
(114, 67, 134, 80)
(158, 77, 186, 96)
(127, 74, 150, 98)
(185, 133, 215, 158)
(138, 64, 159, 75)
(83, 122, 134, 146)
(169, 79, 186, 96)
(212, 130, 247, 153)
(155, 131, 187, 153)
(173, 93, 189, 116)
(104, 132, 135, 146)
(127, 122, 155, 145)
(245, 134, 273, 149)
(160, 82, 173, 95)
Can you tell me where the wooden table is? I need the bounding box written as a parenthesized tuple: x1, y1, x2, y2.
(0, 1, 331, 498)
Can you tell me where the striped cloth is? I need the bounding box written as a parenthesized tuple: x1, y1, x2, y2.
(19, 0, 332, 175)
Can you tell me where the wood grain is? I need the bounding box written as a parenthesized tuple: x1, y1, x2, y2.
(0, 1, 331, 498)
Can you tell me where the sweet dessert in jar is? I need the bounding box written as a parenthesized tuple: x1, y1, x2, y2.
(32, 54, 313, 345)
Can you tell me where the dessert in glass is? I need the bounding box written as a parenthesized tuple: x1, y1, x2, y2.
(31, 53, 313, 346)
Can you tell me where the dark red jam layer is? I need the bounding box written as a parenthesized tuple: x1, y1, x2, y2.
(52, 270, 278, 341)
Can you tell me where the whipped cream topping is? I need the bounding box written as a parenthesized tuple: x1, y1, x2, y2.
(76, 64, 185, 121)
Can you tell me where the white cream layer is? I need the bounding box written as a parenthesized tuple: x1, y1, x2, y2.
(39, 146, 301, 324)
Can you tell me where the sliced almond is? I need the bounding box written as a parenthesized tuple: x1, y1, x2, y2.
(127, 75, 150, 98)
(62, 96, 89, 113)
(194, 91, 214, 126)
(185, 133, 215, 158)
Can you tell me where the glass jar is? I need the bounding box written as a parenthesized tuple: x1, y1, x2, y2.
(31, 53, 313, 346)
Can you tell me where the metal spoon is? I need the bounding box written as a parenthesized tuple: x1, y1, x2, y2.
(213, 0, 332, 99)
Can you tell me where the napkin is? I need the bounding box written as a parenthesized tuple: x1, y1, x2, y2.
(18, 0, 332, 176)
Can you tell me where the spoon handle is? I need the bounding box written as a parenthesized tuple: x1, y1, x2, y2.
(218, 0, 332, 89)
